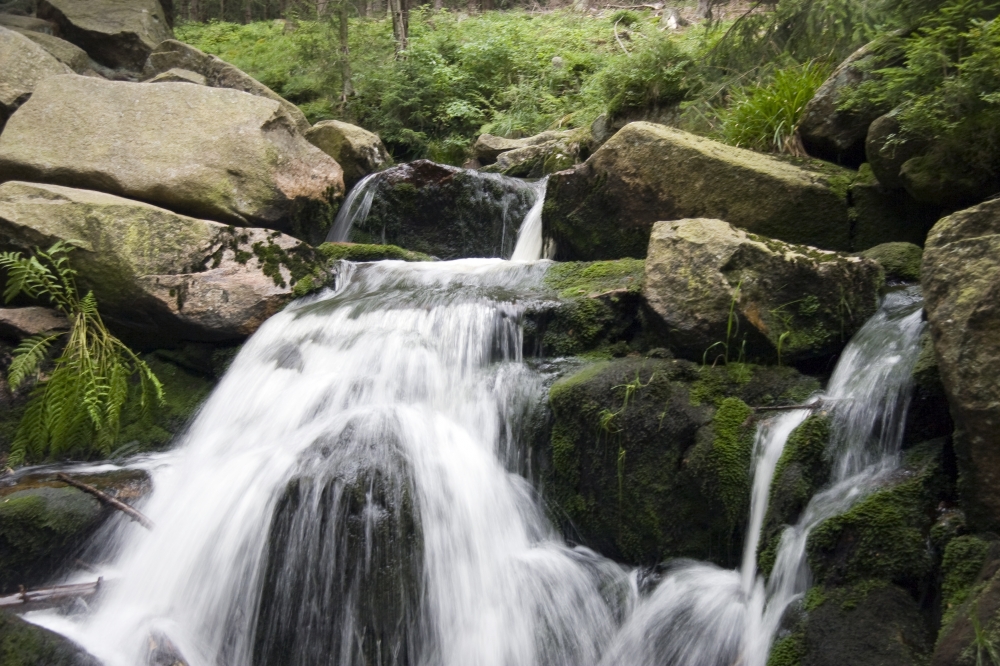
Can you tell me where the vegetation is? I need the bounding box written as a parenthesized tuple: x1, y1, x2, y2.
(0, 244, 163, 465)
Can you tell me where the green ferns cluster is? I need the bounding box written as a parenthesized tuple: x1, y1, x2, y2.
(1, 243, 163, 465)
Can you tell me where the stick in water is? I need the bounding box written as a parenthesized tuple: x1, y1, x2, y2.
(56, 473, 154, 530)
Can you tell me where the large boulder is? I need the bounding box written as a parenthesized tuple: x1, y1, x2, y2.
(859, 242, 922, 282)
(0, 307, 68, 340)
(475, 129, 588, 177)
(643, 218, 883, 363)
(142, 39, 309, 133)
(0, 27, 72, 130)
(865, 110, 927, 190)
(542, 122, 854, 260)
(0, 14, 58, 33)
(344, 160, 537, 259)
(0, 181, 325, 345)
(798, 42, 894, 167)
(36, 0, 172, 71)
(0, 75, 343, 244)
(305, 119, 392, 189)
(0, 610, 100, 665)
(922, 198, 1000, 527)
(6, 28, 95, 74)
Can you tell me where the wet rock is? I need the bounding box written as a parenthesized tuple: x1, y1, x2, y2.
(643, 218, 883, 363)
(0, 27, 72, 130)
(36, 0, 172, 71)
(145, 66, 204, 85)
(0, 610, 100, 665)
(5, 28, 95, 74)
(931, 536, 1000, 666)
(142, 39, 309, 133)
(0, 181, 325, 344)
(347, 160, 536, 259)
(545, 357, 819, 566)
(0, 75, 343, 243)
(542, 122, 854, 260)
(859, 242, 922, 282)
(799, 42, 895, 167)
(922, 198, 1000, 528)
(305, 119, 392, 189)
(0, 307, 68, 341)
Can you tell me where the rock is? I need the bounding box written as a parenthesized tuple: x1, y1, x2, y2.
(0, 75, 343, 244)
(904, 330, 953, 447)
(542, 122, 854, 260)
(922, 198, 1000, 527)
(0, 13, 58, 33)
(142, 39, 309, 133)
(866, 110, 927, 190)
(859, 242, 922, 282)
(931, 536, 1000, 666)
(0, 27, 72, 130)
(849, 167, 941, 250)
(0, 468, 151, 594)
(546, 357, 819, 565)
(316, 242, 431, 263)
(643, 218, 883, 363)
(0, 307, 69, 340)
(799, 42, 894, 167)
(0, 181, 326, 344)
(36, 0, 172, 71)
(6, 28, 95, 74)
(145, 66, 204, 85)
(471, 133, 524, 165)
(477, 129, 587, 177)
(305, 119, 392, 190)
(899, 153, 992, 209)
(346, 160, 537, 259)
(0, 610, 100, 665)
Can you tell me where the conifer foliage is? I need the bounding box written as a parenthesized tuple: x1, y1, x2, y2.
(0, 243, 163, 466)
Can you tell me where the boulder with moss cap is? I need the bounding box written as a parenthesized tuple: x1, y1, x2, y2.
(859, 242, 922, 282)
(0, 75, 343, 244)
(643, 218, 883, 363)
(542, 122, 855, 260)
(305, 119, 392, 189)
(0, 181, 326, 345)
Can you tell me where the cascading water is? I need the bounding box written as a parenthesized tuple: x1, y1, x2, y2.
(28, 252, 924, 666)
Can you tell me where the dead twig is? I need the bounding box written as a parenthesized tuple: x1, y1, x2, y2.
(0, 579, 101, 608)
(56, 473, 154, 530)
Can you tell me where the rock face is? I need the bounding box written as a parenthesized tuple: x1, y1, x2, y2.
(922, 198, 1000, 527)
(0, 27, 72, 129)
(0, 75, 343, 244)
(0, 307, 68, 339)
(799, 43, 892, 167)
(542, 122, 854, 260)
(0, 610, 101, 665)
(346, 160, 537, 259)
(6, 28, 95, 74)
(36, 0, 172, 71)
(142, 39, 310, 133)
(476, 129, 587, 178)
(305, 119, 392, 189)
(0, 181, 324, 344)
(643, 219, 883, 363)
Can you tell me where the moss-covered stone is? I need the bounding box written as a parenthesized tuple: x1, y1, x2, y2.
(316, 242, 432, 264)
(931, 539, 1000, 666)
(545, 356, 819, 566)
(940, 535, 994, 626)
(0, 610, 99, 666)
(859, 242, 923, 282)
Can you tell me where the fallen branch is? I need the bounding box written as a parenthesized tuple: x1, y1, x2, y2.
(0, 579, 101, 608)
(753, 403, 824, 412)
(56, 473, 154, 530)
(614, 19, 631, 56)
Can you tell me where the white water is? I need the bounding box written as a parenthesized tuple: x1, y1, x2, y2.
(30, 261, 924, 666)
(510, 178, 549, 262)
(326, 173, 380, 243)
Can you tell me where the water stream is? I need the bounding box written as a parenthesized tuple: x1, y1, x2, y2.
(28, 185, 924, 666)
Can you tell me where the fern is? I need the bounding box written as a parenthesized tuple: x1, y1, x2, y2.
(2, 243, 163, 466)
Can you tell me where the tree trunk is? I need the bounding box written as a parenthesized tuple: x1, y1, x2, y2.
(695, 0, 712, 19)
(389, 0, 407, 53)
(339, 0, 353, 104)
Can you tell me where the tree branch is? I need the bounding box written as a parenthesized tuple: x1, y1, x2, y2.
(56, 473, 154, 530)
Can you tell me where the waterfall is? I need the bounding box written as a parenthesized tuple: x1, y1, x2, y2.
(28, 260, 924, 666)
(326, 172, 380, 243)
(510, 177, 548, 262)
(599, 286, 926, 666)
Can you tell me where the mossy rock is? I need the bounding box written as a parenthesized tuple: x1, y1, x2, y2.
(545, 356, 820, 566)
(859, 242, 923, 282)
(316, 242, 433, 264)
(0, 610, 99, 666)
(931, 538, 1000, 666)
(806, 440, 950, 592)
(903, 331, 953, 447)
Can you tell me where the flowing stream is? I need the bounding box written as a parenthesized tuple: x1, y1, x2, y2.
(28, 173, 924, 665)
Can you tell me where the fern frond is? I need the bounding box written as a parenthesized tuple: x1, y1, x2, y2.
(7, 332, 63, 391)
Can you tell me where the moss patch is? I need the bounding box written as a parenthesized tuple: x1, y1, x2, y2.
(0, 610, 97, 666)
(316, 242, 433, 263)
(543, 259, 644, 298)
(859, 242, 923, 282)
(940, 535, 994, 626)
(710, 397, 755, 524)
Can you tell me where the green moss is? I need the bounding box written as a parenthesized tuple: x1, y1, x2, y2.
(316, 242, 433, 263)
(711, 397, 755, 524)
(543, 259, 645, 299)
(941, 535, 993, 626)
(804, 585, 827, 611)
(859, 242, 922, 282)
(772, 416, 831, 496)
(767, 631, 806, 666)
(0, 610, 94, 666)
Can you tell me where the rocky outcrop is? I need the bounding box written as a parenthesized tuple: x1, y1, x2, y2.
(922, 198, 1000, 527)
(859, 242, 922, 282)
(0, 27, 72, 129)
(346, 160, 537, 259)
(799, 42, 893, 167)
(0, 181, 325, 344)
(0, 307, 68, 339)
(305, 119, 392, 189)
(0, 610, 101, 665)
(471, 133, 525, 164)
(6, 28, 95, 74)
(36, 0, 172, 71)
(0, 75, 343, 244)
(643, 218, 883, 363)
(142, 39, 309, 133)
(542, 123, 854, 260)
(476, 129, 587, 177)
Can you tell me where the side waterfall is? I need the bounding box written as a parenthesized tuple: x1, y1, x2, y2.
(31, 259, 922, 665)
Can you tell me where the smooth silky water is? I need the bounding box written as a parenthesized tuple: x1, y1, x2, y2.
(29, 173, 925, 666)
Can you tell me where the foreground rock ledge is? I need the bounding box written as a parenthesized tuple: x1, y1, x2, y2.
(0, 75, 344, 244)
(922, 198, 1000, 528)
(0, 181, 321, 344)
(643, 218, 883, 363)
(542, 122, 853, 260)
